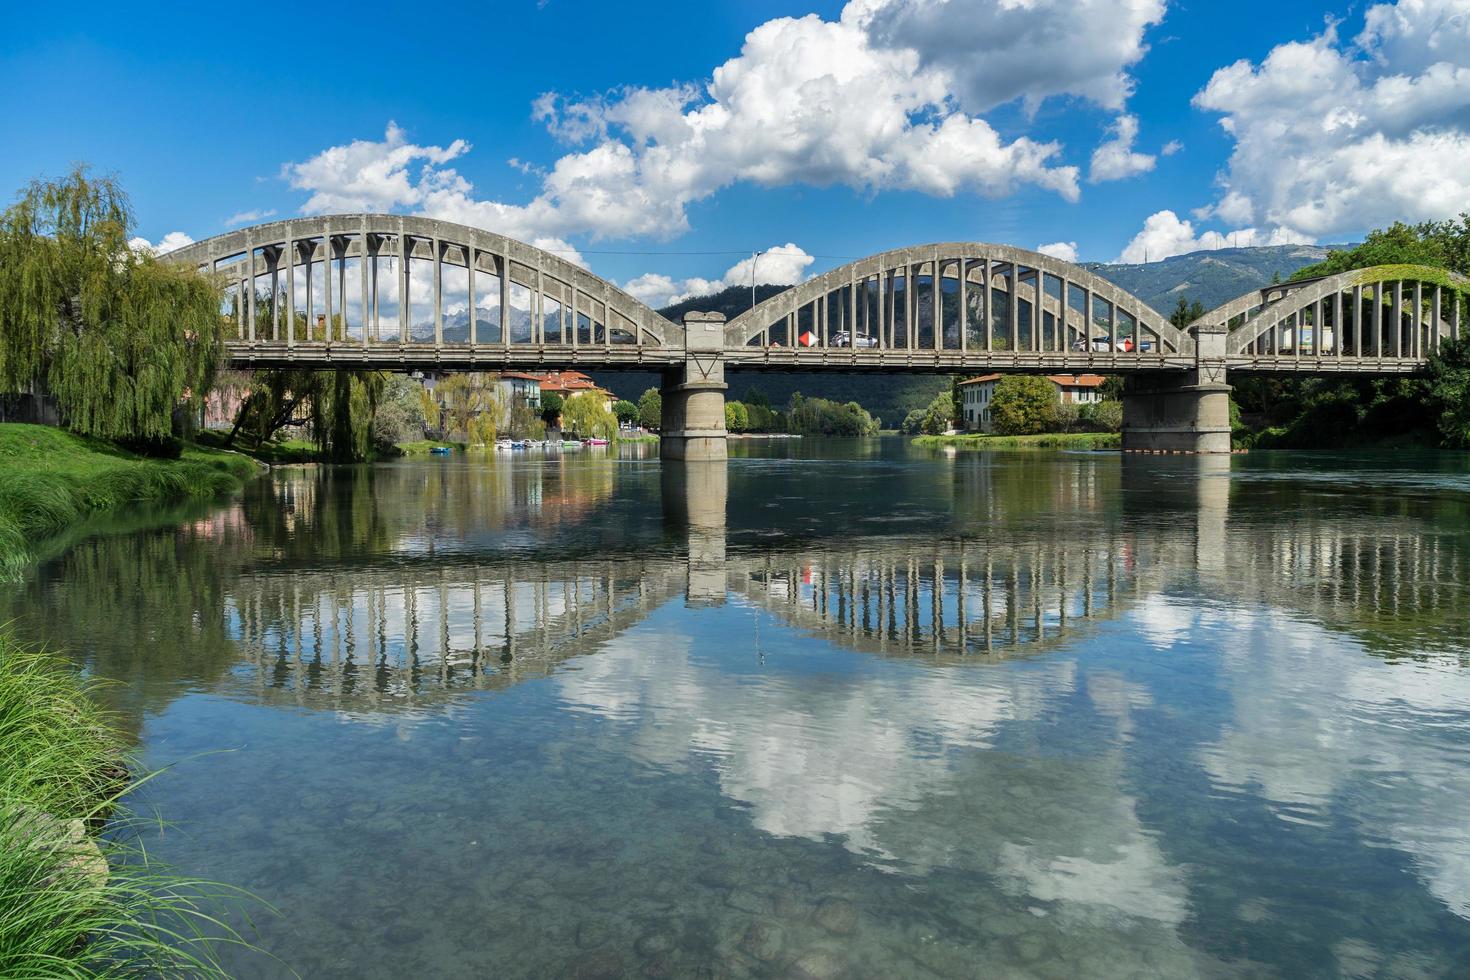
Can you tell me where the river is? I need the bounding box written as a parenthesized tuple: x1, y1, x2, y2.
(5, 438, 1470, 978)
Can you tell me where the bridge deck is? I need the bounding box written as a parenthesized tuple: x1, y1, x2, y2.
(223, 341, 1430, 375)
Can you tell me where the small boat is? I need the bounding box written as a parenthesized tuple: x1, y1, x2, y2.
(511, 440, 527, 449)
(495, 439, 513, 451)
(561, 440, 583, 449)
(583, 438, 610, 446)
(429, 446, 452, 456)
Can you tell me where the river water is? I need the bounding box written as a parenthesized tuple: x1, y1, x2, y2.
(6, 439, 1470, 978)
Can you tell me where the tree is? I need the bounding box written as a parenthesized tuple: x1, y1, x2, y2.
(613, 399, 639, 426)
(637, 388, 662, 430)
(0, 167, 224, 443)
(229, 369, 385, 461)
(920, 391, 954, 435)
(900, 408, 926, 435)
(725, 401, 750, 432)
(1084, 400, 1123, 433)
(1429, 337, 1470, 448)
(561, 393, 617, 439)
(371, 374, 429, 445)
(1169, 297, 1206, 330)
(990, 376, 1058, 435)
(540, 392, 564, 428)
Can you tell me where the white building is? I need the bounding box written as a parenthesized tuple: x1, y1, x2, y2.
(957, 374, 1108, 432)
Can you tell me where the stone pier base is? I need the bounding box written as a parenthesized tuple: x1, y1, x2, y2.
(1121, 372, 1233, 454)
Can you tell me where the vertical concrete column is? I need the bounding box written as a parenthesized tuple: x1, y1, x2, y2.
(660, 311, 729, 462)
(1120, 325, 1233, 453)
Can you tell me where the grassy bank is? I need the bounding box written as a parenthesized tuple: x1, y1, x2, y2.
(0, 632, 247, 975)
(0, 424, 261, 579)
(914, 432, 1122, 451)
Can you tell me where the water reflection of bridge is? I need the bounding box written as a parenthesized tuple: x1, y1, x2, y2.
(230, 558, 684, 707)
(7, 455, 1465, 719)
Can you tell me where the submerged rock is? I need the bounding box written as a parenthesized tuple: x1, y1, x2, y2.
(813, 898, 859, 935)
(9, 808, 109, 890)
(739, 920, 784, 962)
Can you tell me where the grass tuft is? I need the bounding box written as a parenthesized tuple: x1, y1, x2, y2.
(0, 632, 258, 976)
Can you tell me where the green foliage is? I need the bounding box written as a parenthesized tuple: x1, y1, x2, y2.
(637, 388, 662, 430)
(539, 392, 564, 426)
(1081, 399, 1123, 433)
(560, 393, 617, 439)
(1428, 337, 1470, 449)
(0, 168, 224, 441)
(435, 374, 502, 446)
(785, 392, 879, 436)
(229, 369, 385, 462)
(0, 632, 254, 976)
(372, 374, 429, 446)
(0, 423, 257, 579)
(900, 409, 926, 435)
(919, 391, 954, 435)
(1293, 216, 1470, 280)
(990, 376, 1058, 435)
(724, 401, 750, 432)
(1169, 297, 1206, 329)
(612, 399, 639, 425)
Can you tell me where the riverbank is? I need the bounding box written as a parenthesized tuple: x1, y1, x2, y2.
(0, 423, 261, 578)
(913, 432, 1122, 450)
(0, 632, 243, 975)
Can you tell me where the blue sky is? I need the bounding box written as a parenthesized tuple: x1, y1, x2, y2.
(4, 0, 1467, 304)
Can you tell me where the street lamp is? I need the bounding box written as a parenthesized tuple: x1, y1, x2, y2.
(750, 249, 765, 313)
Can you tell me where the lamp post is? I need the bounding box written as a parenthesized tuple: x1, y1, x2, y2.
(750, 249, 765, 314)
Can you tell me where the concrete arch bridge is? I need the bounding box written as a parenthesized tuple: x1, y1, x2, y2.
(170, 216, 1470, 457)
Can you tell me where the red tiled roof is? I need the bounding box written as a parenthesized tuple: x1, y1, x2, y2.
(1045, 374, 1107, 388)
(957, 374, 1003, 386)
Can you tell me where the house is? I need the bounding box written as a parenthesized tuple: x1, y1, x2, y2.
(495, 372, 543, 411)
(957, 374, 1108, 432)
(537, 370, 617, 409)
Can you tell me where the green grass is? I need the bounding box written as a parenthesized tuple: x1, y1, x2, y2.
(913, 431, 1122, 450)
(0, 632, 256, 976)
(0, 424, 261, 579)
(616, 433, 659, 444)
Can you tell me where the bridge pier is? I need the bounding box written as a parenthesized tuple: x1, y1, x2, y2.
(660, 311, 728, 462)
(1121, 325, 1233, 453)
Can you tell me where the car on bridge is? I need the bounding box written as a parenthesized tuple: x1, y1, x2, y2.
(830, 331, 880, 348)
(1073, 335, 1152, 353)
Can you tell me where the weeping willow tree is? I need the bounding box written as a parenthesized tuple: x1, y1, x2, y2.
(228, 369, 385, 461)
(0, 167, 223, 442)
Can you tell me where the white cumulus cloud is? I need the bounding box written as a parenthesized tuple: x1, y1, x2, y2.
(624, 244, 816, 308)
(1115, 210, 1306, 263)
(1037, 241, 1079, 262)
(1192, 0, 1470, 237)
(128, 231, 196, 256)
(858, 0, 1168, 114)
(279, 1, 1126, 246)
(1089, 114, 1157, 182)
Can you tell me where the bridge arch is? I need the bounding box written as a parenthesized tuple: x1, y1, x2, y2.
(167, 215, 679, 361)
(725, 243, 1188, 360)
(1191, 265, 1468, 365)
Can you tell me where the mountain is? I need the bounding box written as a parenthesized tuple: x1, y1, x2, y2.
(1085, 243, 1347, 312)
(591, 244, 1350, 427)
